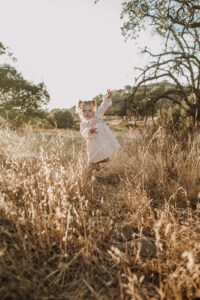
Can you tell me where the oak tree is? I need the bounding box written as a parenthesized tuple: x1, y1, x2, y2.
(0, 43, 50, 120)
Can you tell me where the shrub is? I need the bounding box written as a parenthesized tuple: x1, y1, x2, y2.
(49, 109, 74, 129)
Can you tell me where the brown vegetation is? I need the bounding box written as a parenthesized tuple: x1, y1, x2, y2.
(0, 126, 200, 299)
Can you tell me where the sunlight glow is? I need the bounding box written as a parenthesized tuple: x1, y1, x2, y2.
(0, 0, 162, 109)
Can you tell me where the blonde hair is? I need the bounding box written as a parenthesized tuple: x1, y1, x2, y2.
(76, 100, 96, 119)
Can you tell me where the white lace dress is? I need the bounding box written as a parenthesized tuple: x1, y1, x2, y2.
(80, 96, 120, 163)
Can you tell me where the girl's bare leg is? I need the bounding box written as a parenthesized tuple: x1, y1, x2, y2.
(88, 158, 109, 176)
(95, 158, 109, 171)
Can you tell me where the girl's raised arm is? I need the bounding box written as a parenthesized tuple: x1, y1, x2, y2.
(95, 89, 112, 117)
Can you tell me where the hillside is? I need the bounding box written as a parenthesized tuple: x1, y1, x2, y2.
(69, 81, 176, 117)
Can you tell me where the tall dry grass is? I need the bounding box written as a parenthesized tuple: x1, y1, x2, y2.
(0, 127, 200, 299)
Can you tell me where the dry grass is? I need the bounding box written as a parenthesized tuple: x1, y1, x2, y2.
(0, 126, 200, 300)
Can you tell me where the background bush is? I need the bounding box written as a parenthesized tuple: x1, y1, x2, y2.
(48, 109, 74, 129)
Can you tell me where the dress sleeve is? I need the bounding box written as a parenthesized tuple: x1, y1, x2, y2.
(80, 122, 97, 140)
(95, 95, 112, 118)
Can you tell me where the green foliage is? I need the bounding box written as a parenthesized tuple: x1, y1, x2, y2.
(120, 0, 200, 40)
(0, 42, 6, 56)
(0, 42, 50, 128)
(0, 107, 53, 129)
(0, 64, 50, 114)
(48, 109, 74, 129)
(157, 105, 192, 134)
(25, 117, 52, 129)
(0, 42, 16, 60)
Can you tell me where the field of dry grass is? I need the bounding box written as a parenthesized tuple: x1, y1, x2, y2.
(0, 126, 200, 300)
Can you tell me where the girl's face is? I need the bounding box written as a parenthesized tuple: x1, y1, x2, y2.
(81, 103, 94, 120)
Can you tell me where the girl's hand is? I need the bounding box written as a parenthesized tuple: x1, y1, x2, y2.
(90, 128, 97, 133)
(107, 89, 112, 98)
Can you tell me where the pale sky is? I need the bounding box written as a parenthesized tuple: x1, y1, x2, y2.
(0, 0, 162, 109)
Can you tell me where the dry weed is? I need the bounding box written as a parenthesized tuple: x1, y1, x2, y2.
(0, 127, 200, 299)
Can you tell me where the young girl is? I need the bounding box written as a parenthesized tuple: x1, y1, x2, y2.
(77, 89, 120, 176)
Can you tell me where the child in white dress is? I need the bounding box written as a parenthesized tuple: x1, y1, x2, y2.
(77, 89, 120, 175)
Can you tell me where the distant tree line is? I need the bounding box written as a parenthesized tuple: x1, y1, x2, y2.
(0, 43, 75, 129)
(0, 42, 50, 127)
